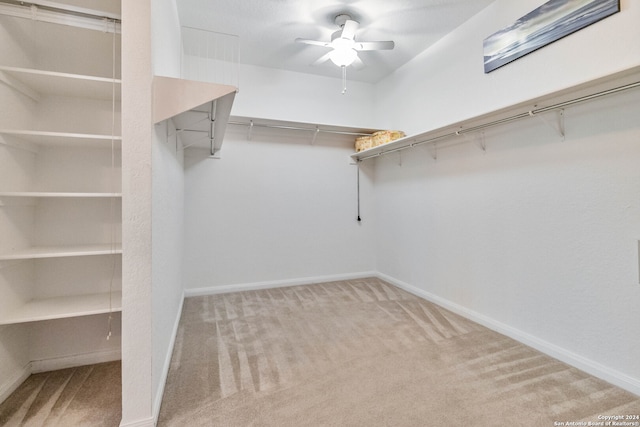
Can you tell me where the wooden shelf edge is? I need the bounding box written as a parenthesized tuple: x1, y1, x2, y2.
(0, 291, 122, 325)
(0, 65, 121, 84)
(0, 244, 122, 261)
(0, 192, 122, 198)
(0, 130, 122, 140)
(152, 75, 237, 124)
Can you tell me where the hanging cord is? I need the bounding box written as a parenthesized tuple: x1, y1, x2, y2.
(107, 19, 117, 340)
(341, 65, 347, 95)
(356, 162, 361, 222)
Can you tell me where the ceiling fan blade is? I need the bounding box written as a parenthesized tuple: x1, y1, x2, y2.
(354, 41, 395, 51)
(340, 19, 359, 40)
(312, 51, 333, 66)
(295, 38, 331, 48)
(351, 55, 365, 70)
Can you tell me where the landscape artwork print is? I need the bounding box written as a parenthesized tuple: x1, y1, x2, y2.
(483, 0, 620, 73)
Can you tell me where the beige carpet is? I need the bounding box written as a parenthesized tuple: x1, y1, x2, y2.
(0, 361, 121, 426)
(158, 277, 640, 426)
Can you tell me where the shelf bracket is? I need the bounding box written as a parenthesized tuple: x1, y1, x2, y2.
(430, 142, 438, 161)
(476, 132, 486, 152)
(456, 129, 486, 153)
(535, 108, 565, 141)
(209, 100, 220, 158)
(310, 126, 320, 145)
(247, 120, 254, 141)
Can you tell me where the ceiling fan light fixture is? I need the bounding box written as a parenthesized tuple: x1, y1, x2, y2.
(329, 47, 357, 67)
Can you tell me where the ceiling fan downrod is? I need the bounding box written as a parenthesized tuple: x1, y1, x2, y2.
(342, 65, 347, 94)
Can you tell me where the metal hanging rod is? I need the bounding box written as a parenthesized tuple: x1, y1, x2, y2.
(356, 79, 640, 162)
(0, 0, 121, 23)
(228, 120, 373, 137)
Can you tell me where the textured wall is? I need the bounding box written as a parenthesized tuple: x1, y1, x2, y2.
(374, 0, 640, 134)
(151, 122, 184, 417)
(183, 127, 376, 290)
(121, 0, 153, 424)
(150, 0, 185, 420)
(373, 88, 640, 392)
(232, 63, 377, 129)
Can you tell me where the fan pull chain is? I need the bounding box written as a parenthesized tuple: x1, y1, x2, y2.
(342, 65, 347, 94)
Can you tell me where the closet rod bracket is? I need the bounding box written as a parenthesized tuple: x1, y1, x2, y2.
(310, 126, 320, 145)
(430, 143, 438, 161)
(535, 108, 565, 141)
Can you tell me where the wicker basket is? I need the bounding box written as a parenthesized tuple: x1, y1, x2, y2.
(372, 130, 406, 147)
(355, 135, 373, 152)
(355, 130, 405, 152)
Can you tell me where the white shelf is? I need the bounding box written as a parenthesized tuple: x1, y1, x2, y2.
(0, 244, 122, 261)
(0, 130, 121, 148)
(351, 67, 640, 162)
(0, 66, 121, 101)
(0, 291, 122, 325)
(153, 76, 236, 155)
(0, 191, 121, 198)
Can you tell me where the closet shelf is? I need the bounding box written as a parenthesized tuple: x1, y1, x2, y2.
(153, 76, 236, 156)
(0, 65, 121, 101)
(0, 244, 122, 261)
(0, 130, 122, 148)
(0, 191, 121, 198)
(0, 291, 122, 325)
(352, 66, 640, 162)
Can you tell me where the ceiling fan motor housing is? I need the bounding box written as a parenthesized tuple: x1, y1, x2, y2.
(334, 14, 355, 28)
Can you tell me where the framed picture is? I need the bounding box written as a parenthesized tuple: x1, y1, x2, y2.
(483, 0, 620, 73)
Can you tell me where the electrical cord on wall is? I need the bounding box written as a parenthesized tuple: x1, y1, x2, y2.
(357, 162, 361, 222)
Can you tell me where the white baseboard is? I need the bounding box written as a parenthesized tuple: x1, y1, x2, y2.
(152, 290, 185, 424)
(30, 348, 121, 373)
(1, 349, 121, 404)
(377, 272, 640, 397)
(0, 362, 31, 404)
(119, 417, 155, 427)
(184, 271, 378, 297)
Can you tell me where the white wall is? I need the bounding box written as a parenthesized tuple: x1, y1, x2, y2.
(150, 122, 184, 418)
(183, 126, 376, 292)
(375, 0, 640, 134)
(372, 0, 640, 394)
(151, 0, 185, 421)
(121, 0, 153, 424)
(233, 63, 377, 129)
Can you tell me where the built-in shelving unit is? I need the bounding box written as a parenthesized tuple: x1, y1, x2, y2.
(0, 0, 122, 397)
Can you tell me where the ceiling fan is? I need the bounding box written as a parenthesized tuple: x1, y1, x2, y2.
(295, 14, 395, 71)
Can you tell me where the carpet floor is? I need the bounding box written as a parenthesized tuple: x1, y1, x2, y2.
(157, 277, 640, 426)
(0, 361, 121, 427)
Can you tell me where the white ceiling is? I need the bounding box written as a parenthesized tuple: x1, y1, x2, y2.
(176, 0, 495, 83)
